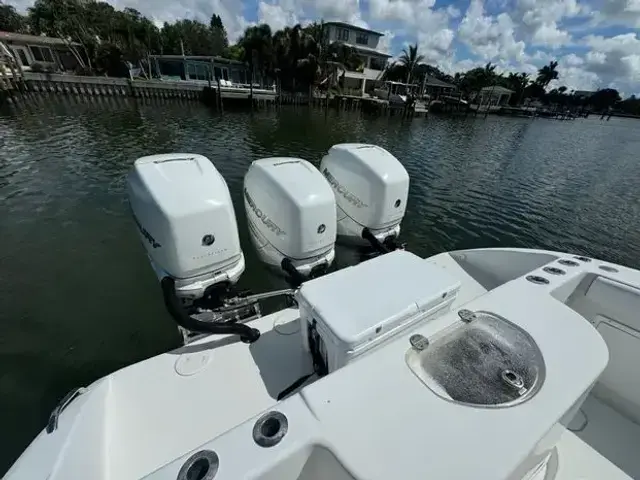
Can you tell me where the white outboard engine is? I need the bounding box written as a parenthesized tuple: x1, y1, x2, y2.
(127, 153, 260, 344)
(244, 158, 337, 282)
(127, 153, 244, 298)
(320, 144, 409, 251)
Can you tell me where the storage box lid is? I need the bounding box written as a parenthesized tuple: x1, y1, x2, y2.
(296, 250, 460, 349)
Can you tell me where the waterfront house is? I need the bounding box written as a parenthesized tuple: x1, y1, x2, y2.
(323, 21, 391, 96)
(476, 85, 514, 106)
(421, 75, 456, 99)
(0, 31, 82, 72)
(150, 54, 256, 87)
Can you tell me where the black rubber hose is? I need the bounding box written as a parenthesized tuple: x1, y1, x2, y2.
(361, 227, 391, 254)
(280, 257, 306, 286)
(160, 277, 260, 344)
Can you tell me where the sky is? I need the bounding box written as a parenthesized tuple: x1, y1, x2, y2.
(10, 0, 640, 95)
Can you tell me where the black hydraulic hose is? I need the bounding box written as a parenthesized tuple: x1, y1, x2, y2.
(281, 257, 306, 287)
(361, 227, 391, 254)
(160, 277, 260, 344)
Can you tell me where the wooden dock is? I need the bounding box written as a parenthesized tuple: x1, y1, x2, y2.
(1, 72, 278, 109)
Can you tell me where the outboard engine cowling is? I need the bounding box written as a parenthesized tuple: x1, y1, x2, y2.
(244, 158, 337, 281)
(320, 144, 409, 247)
(127, 153, 245, 300)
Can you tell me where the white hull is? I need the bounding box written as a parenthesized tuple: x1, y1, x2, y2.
(7, 248, 640, 480)
(373, 88, 407, 105)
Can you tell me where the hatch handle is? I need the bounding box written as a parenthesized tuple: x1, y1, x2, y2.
(46, 387, 87, 434)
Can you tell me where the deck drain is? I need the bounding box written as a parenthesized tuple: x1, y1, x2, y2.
(543, 267, 566, 275)
(558, 259, 580, 267)
(253, 411, 288, 448)
(526, 275, 550, 285)
(176, 450, 219, 480)
(599, 265, 619, 273)
(574, 256, 591, 262)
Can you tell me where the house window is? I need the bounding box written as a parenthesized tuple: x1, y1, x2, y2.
(12, 48, 29, 66)
(337, 28, 350, 41)
(29, 45, 54, 63)
(29, 46, 53, 63)
(214, 66, 229, 82)
(355, 33, 369, 45)
(187, 63, 210, 81)
(370, 56, 387, 71)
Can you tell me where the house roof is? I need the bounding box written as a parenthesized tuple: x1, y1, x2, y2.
(324, 22, 384, 37)
(0, 31, 81, 47)
(338, 42, 392, 57)
(423, 75, 455, 89)
(480, 85, 514, 94)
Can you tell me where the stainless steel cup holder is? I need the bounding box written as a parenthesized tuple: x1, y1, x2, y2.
(599, 265, 619, 273)
(176, 450, 219, 480)
(558, 259, 580, 267)
(543, 266, 566, 275)
(526, 275, 550, 285)
(253, 411, 288, 448)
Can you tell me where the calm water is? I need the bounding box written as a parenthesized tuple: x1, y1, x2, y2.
(1, 98, 639, 471)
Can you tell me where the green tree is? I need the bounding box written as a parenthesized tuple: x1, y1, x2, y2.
(458, 63, 498, 96)
(238, 24, 274, 82)
(398, 43, 424, 84)
(620, 95, 640, 115)
(0, 4, 29, 32)
(381, 62, 409, 82)
(209, 13, 228, 53)
(536, 60, 559, 88)
(589, 88, 621, 112)
(506, 72, 529, 105)
(160, 19, 226, 56)
(326, 41, 359, 71)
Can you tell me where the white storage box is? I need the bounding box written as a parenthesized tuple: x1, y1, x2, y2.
(296, 250, 461, 372)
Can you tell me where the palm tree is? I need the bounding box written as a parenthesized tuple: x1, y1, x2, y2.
(536, 61, 559, 87)
(399, 43, 424, 84)
(238, 24, 274, 82)
(507, 72, 529, 104)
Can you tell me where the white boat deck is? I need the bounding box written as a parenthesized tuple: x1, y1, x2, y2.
(7, 248, 640, 480)
(570, 394, 640, 478)
(553, 430, 630, 479)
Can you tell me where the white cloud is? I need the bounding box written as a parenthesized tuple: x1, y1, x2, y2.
(446, 5, 462, 18)
(458, 0, 526, 62)
(530, 22, 571, 47)
(513, 0, 586, 48)
(581, 33, 640, 91)
(417, 29, 455, 64)
(377, 30, 396, 54)
(592, 0, 640, 27)
(258, 1, 299, 31)
(369, 0, 436, 23)
(564, 53, 584, 66)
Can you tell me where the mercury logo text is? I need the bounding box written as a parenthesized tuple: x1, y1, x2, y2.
(322, 168, 368, 208)
(244, 189, 286, 236)
(132, 213, 161, 248)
